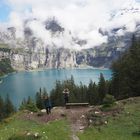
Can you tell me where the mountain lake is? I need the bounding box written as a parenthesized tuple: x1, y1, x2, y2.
(0, 68, 112, 107)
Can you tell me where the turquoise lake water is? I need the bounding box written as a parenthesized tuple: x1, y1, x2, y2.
(0, 69, 112, 107)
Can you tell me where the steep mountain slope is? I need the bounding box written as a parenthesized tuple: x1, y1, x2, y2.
(0, 5, 140, 70)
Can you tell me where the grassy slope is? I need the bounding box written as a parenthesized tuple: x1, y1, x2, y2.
(0, 113, 71, 140)
(78, 97, 140, 140)
(0, 97, 140, 140)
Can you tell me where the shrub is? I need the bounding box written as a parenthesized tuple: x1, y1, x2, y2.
(87, 112, 106, 126)
(103, 94, 116, 105)
(19, 97, 39, 112)
(132, 130, 140, 137)
(100, 94, 116, 111)
(25, 103, 38, 112)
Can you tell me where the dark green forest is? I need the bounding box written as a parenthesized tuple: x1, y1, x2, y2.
(0, 58, 14, 76)
(111, 35, 140, 99)
(0, 94, 15, 121)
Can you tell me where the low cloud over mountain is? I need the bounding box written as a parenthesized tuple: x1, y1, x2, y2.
(0, 0, 140, 50)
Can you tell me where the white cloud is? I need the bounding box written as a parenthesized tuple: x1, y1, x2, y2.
(3, 0, 140, 49)
(26, 20, 52, 44)
(9, 12, 24, 38)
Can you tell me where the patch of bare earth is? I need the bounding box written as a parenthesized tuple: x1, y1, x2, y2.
(21, 107, 90, 129)
(20, 107, 91, 140)
(64, 107, 91, 140)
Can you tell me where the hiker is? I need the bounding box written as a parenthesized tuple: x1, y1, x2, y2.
(44, 96, 52, 114)
(63, 88, 70, 104)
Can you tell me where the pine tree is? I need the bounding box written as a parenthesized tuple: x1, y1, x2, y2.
(27, 96, 32, 104)
(50, 80, 63, 106)
(128, 36, 140, 96)
(87, 80, 96, 104)
(36, 91, 44, 109)
(26, 96, 38, 112)
(4, 94, 15, 117)
(98, 73, 107, 104)
(19, 98, 27, 110)
(112, 35, 140, 99)
(92, 82, 99, 105)
(0, 96, 4, 121)
(43, 88, 48, 97)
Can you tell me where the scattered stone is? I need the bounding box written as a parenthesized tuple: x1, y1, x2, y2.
(104, 121, 108, 124)
(95, 111, 100, 114)
(27, 132, 31, 136)
(34, 132, 39, 137)
(30, 112, 33, 115)
(80, 115, 85, 119)
(52, 107, 58, 109)
(79, 126, 84, 130)
(116, 102, 119, 104)
(89, 119, 92, 123)
(41, 109, 46, 113)
(52, 107, 62, 110)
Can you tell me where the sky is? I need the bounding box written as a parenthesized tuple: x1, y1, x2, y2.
(0, 0, 140, 49)
(0, 0, 10, 22)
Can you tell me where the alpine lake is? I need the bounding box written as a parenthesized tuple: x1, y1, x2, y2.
(0, 68, 112, 108)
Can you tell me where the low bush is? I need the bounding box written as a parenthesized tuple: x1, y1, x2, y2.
(132, 130, 140, 137)
(103, 94, 116, 105)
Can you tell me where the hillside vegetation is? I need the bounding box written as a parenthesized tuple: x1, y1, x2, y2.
(0, 44, 15, 76)
(78, 97, 140, 140)
(0, 115, 71, 140)
(0, 58, 14, 77)
(0, 97, 139, 140)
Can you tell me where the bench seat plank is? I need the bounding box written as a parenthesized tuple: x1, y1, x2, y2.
(66, 103, 89, 109)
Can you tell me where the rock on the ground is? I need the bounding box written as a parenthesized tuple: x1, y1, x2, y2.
(41, 109, 46, 113)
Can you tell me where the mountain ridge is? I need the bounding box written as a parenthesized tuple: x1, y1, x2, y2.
(0, 6, 140, 70)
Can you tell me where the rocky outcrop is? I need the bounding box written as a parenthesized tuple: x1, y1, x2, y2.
(0, 17, 140, 70)
(0, 46, 78, 70)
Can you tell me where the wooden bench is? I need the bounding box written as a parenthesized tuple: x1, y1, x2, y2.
(66, 103, 89, 109)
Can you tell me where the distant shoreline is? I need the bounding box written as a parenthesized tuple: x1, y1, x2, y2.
(17, 67, 110, 73)
(0, 67, 111, 78)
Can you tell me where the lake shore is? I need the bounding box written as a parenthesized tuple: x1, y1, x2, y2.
(0, 67, 110, 78)
(15, 66, 110, 73)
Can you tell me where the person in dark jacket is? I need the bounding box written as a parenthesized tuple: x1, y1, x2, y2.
(44, 96, 52, 114)
(63, 88, 70, 104)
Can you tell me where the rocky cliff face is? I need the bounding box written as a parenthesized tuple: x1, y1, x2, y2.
(0, 17, 140, 70)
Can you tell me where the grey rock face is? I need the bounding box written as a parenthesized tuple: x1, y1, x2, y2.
(0, 17, 140, 70)
(45, 17, 64, 33)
